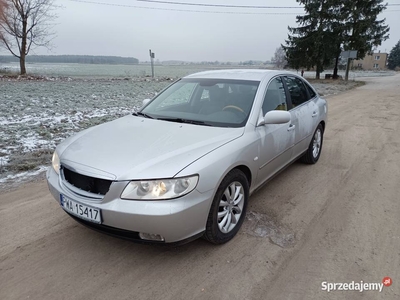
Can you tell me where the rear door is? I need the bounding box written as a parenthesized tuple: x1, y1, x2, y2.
(283, 76, 318, 158)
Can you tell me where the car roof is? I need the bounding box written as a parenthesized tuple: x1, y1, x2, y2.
(183, 69, 293, 81)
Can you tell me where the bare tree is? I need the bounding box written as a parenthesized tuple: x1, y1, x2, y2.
(0, 0, 6, 13)
(0, 0, 7, 23)
(271, 46, 287, 69)
(0, 0, 56, 75)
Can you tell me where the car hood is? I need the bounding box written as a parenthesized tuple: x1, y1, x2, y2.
(59, 115, 244, 180)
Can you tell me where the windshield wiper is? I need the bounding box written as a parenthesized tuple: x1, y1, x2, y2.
(133, 111, 154, 119)
(157, 117, 212, 126)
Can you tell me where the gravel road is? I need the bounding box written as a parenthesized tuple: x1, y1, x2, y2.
(0, 74, 399, 300)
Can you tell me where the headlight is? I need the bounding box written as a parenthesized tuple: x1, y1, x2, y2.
(52, 151, 60, 175)
(121, 175, 199, 200)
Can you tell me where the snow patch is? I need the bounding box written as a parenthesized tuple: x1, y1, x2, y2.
(0, 166, 48, 183)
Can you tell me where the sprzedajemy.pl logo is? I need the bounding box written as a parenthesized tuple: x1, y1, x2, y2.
(321, 277, 392, 293)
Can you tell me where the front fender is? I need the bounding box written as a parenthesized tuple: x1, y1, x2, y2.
(176, 131, 259, 194)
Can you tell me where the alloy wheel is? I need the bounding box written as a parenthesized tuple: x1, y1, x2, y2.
(312, 129, 322, 158)
(217, 181, 244, 233)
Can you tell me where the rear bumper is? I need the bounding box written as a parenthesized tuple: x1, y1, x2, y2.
(46, 167, 214, 243)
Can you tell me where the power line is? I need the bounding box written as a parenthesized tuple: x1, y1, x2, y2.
(136, 0, 301, 9)
(67, 0, 304, 14)
(67, 0, 400, 15)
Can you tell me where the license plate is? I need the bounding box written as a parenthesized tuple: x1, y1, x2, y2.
(60, 194, 102, 224)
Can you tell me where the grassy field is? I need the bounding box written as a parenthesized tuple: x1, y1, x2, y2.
(1, 61, 396, 78)
(0, 62, 263, 78)
(0, 77, 171, 177)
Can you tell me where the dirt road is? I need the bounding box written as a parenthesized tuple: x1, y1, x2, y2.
(1, 75, 399, 300)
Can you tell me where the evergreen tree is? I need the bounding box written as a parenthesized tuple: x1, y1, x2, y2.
(342, 0, 389, 59)
(339, 0, 389, 80)
(388, 40, 400, 70)
(284, 0, 390, 79)
(328, 1, 388, 78)
(283, 0, 340, 79)
(328, 3, 346, 78)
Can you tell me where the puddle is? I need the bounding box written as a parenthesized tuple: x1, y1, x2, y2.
(243, 211, 295, 248)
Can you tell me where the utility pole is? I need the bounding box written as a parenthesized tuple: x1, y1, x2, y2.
(345, 57, 351, 81)
(342, 50, 357, 81)
(149, 49, 155, 78)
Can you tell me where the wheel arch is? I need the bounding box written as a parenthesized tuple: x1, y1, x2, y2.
(233, 165, 252, 188)
(320, 120, 326, 132)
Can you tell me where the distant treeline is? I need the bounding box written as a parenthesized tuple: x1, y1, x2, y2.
(0, 55, 139, 65)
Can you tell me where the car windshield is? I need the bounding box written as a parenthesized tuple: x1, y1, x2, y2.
(140, 78, 260, 127)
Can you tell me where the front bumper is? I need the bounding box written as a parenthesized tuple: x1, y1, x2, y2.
(46, 167, 214, 243)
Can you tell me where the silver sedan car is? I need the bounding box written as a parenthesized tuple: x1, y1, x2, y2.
(47, 70, 327, 244)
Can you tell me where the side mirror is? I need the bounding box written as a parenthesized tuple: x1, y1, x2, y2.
(142, 99, 151, 107)
(258, 111, 291, 126)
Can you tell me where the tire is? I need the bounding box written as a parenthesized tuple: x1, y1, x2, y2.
(204, 169, 249, 244)
(301, 123, 324, 164)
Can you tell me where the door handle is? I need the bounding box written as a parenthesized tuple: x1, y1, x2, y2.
(312, 111, 318, 118)
(287, 124, 296, 132)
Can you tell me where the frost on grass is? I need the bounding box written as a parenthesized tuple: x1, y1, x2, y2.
(0, 78, 171, 183)
(306, 78, 364, 96)
(0, 166, 48, 184)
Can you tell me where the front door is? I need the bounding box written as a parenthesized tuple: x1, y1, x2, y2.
(256, 77, 295, 185)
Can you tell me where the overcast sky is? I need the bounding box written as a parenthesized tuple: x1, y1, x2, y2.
(3, 0, 400, 62)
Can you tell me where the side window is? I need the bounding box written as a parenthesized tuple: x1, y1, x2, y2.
(262, 77, 287, 115)
(284, 76, 310, 107)
(304, 82, 316, 98)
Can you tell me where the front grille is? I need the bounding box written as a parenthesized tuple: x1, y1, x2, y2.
(62, 166, 112, 195)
